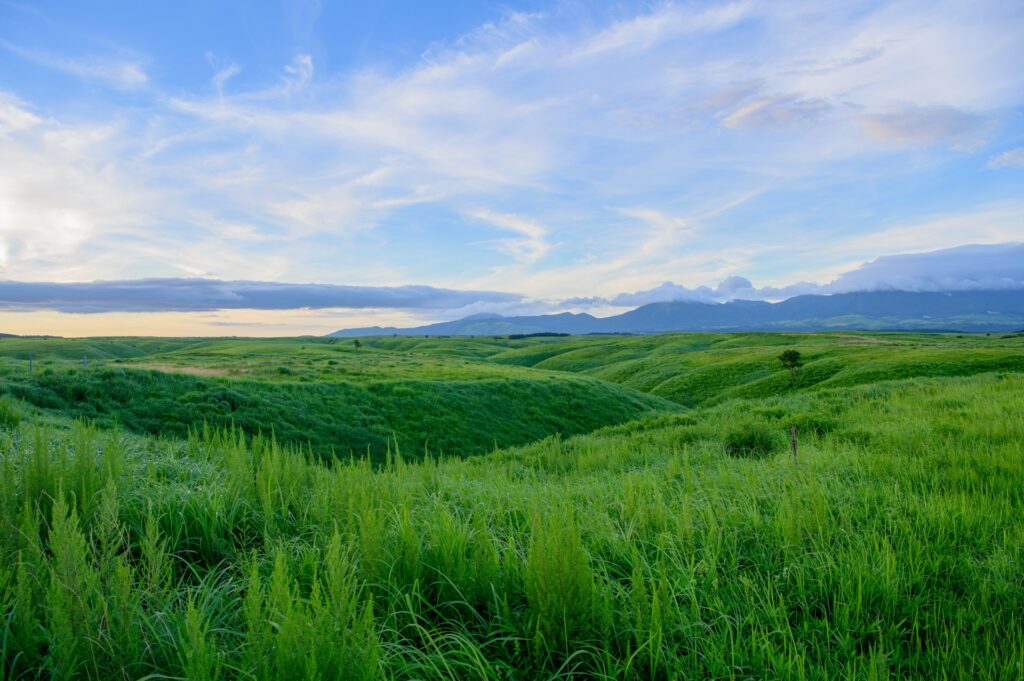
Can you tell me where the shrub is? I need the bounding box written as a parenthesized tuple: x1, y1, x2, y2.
(723, 420, 786, 458)
(788, 412, 838, 437)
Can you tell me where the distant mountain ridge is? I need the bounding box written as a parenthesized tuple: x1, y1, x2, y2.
(328, 290, 1024, 337)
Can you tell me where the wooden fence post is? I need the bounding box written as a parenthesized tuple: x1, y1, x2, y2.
(790, 425, 798, 463)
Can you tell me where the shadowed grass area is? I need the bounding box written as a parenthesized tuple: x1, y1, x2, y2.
(0, 366, 675, 461)
(0, 370, 1022, 679)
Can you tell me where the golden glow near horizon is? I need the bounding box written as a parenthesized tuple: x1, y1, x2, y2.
(0, 308, 434, 338)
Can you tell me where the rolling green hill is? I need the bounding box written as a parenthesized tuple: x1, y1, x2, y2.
(487, 332, 1024, 405)
(0, 336, 204, 361)
(0, 337, 677, 459)
(4, 333, 1020, 458)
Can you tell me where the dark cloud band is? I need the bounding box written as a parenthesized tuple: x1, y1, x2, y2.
(0, 279, 522, 313)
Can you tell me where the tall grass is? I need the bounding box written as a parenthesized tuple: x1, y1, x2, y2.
(0, 372, 1022, 679)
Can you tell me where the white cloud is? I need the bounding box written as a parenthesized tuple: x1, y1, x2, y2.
(833, 202, 1024, 257)
(988, 148, 1024, 169)
(826, 242, 1024, 293)
(771, 1, 1024, 111)
(206, 53, 242, 95)
(469, 210, 550, 264)
(615, 207, 692, 259)
(572, 1, 753, 60)
(160, 0, 1024, 260)
(283, 54, 314, 92)
(0, 40, 147, 89)
(0, 94, 41, 135)
(0, 102, 164, 279)
(589, 242, 1024, 310)
(722, 96, 830, 130)
(860, 105, 986, 147)
(610, 281, 718, 306)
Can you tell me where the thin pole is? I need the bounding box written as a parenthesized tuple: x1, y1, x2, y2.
(790, 425, 798, 463)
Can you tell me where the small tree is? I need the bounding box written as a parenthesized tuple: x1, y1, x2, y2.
(353, 339, 362, 350)
(777, 349, 803, 386)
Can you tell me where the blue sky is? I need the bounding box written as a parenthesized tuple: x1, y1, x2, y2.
(0, 0, 1022, 335)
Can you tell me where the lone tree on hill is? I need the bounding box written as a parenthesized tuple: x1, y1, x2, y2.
(778, 349, 803, 386)
(353, 339, 362, 350)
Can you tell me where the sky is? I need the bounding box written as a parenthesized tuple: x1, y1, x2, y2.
(0, 0, 1022, 336)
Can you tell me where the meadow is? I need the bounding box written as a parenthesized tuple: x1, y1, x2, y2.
(0, 337, 674, 459)
(0, 331, 1022, 679)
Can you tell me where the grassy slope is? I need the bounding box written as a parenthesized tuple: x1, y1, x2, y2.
(0, 337, 676, 460)
(486, 331, 1024, 405)
(0, 337, 205, 361)
(3, 333, 1020, 458)
(0, 370, 1021, 679)
(117, 337, 536, 382)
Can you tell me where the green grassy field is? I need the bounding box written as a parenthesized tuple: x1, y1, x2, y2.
(0, 337, 676, 460)
(0, 332, 1022, 679)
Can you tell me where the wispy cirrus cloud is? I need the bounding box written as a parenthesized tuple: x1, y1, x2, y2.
(721, 95, 831, 131)
(988, 148, 1024, 169)
(205, 52, 241, 95)
(860, 105, 987, 147)
(570, 1, 753, 60)
(0, 39, 147, 89)
(283, 53, 314, 93)
(469, 210, 550, 264)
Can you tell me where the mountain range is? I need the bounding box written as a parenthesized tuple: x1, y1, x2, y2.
(329, 290, 1024, 337)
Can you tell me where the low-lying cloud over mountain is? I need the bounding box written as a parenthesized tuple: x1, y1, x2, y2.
(605, 277, 821, 307)
(826, 243, 1024, 293)
(596, 243, 1024, 307)
(0, 243, 1020, 316)
(0, 279, 522, 313)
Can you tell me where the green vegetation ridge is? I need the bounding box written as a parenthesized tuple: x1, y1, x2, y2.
(0, 337, 678, 459)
